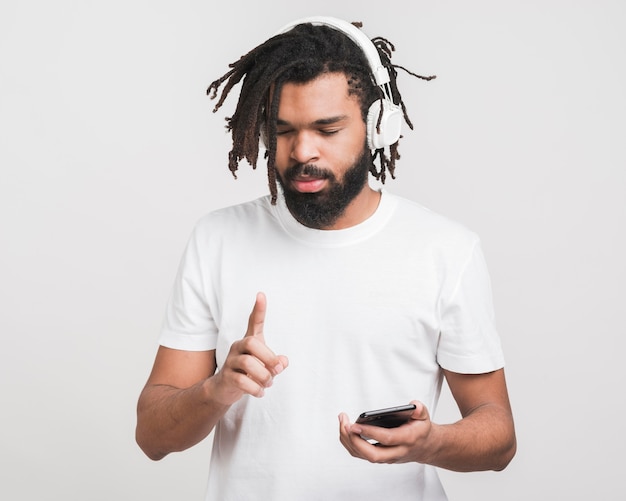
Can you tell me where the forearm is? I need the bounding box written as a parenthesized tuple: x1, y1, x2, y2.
(424, 404, 516, 472)
(135, 377, 229, 461)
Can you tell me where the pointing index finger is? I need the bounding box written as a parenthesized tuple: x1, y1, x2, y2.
(245, 292, 267, 340)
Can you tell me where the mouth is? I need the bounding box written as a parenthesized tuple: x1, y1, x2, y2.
(284, 164, 331, 194)
(291, 175, 327, 193)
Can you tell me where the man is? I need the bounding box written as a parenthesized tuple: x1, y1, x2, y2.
(136, 17, 516, 500)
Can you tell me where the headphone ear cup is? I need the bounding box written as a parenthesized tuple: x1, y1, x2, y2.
(366, 99, 402, 150)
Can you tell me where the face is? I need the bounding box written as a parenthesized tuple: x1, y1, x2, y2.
(273, 72, 371, 229)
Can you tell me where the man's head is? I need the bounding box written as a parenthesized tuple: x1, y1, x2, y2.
(207, 17, 434, 207)
(273, 72, 372, 229)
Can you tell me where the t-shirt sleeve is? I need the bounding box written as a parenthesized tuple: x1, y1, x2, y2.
(437, 239, 505, 373)
(158, 222, 219, 351)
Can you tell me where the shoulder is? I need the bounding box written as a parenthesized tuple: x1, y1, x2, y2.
(182, 195, 284, 255)
(385, 191, 480, 249)
(193, 195, 274, 233)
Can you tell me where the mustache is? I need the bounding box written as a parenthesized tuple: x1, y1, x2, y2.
(283, 164, 333, 181)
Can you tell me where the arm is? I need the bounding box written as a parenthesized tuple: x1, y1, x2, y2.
(136, 347, 220, 460)
(338, 368, 516, 472)
(434, 368, 517, 471)
(136, 292, 288, 461)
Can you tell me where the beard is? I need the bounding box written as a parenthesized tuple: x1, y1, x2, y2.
(276, 147, 372, 229)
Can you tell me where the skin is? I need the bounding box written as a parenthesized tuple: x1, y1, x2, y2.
(136, 292, 287, 460)
(136, 72, 517, 471)
(273, 72, 381, 230)
(338, 370, 516, 471)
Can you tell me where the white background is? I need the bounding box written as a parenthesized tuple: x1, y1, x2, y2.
(1, 1, 624, 499)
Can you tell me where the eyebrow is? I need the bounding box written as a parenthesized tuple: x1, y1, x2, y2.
(276, 115, 349, 127)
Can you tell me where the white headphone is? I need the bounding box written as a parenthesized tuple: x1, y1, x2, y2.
(274, 16, 403, 150)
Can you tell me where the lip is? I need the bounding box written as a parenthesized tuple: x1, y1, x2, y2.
(291, 177, 327, 193)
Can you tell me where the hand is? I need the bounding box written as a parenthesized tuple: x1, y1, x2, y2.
(211, 292, 289, 406)
(338, 400, 434, 464)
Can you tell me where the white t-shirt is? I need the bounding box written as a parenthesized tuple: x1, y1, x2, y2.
(160, 190, 504, 501)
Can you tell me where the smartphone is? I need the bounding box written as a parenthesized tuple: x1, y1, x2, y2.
(356, 403, 416, 428)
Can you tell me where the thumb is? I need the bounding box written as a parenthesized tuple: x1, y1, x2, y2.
(245, 292, 267, 341)
(409, 400, 430, 422)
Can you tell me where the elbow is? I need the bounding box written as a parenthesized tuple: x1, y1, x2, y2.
(145, 450, 168, 462)
(135, 422, 169, 461)
(136, 432, 168, 461)
(490, 408, 517, 471)
(135, 394, 170, 461)
(493, 435, 517, 471)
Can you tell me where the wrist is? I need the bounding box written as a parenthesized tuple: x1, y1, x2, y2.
(201, 372, 237, 411)
(417, 422, 446, 466)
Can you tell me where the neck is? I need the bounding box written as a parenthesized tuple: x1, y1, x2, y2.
(321, 185, 381, 230)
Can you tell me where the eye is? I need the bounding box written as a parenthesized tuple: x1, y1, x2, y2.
(319, 128, 340, 136)
(275, 128, 293, 136)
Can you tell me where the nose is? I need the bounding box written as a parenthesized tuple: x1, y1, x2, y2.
(290, 130, 320, 165)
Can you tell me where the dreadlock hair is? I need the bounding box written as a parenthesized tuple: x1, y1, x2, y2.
(207, 21, 435, 204)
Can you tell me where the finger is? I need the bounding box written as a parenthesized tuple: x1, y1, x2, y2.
(245, 292, 266, 340)
(339, 414, 377, 450)
(338, 413, 359, 454)
(276, 354, 289, 373)
(338, 413, 351, 438)
(242, 292, 288, 377)
(227, 367, 270, 398)
(339, 419, 384, 459)
(409, 400, 429, 422)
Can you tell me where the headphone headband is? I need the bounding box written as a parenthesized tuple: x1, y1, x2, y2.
(273, 16, 402, 150)
(275, 16, 391, 87)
